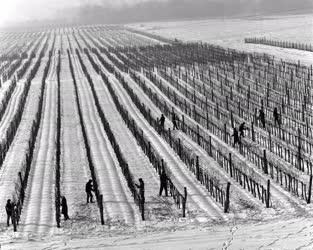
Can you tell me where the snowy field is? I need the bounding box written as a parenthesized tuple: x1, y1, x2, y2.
(128, 14, 313, 65)
(3, 217, 313, 249)
(0, 16, 312, 249)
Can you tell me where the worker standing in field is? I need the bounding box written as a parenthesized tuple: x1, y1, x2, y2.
(239, 122, 248, 138)
(86, 179, 94, 203)
(258, 109, 266, 128)
(232, 127, 240, 146)
(135, 178, 145, 204)
(159, 170, 168, 197)
(5, 199, 13, 227)
(159, 114, 165, 133)
(172, 112, 179, 130)
(61, 196, 70, 220)
(273, 107, 281, 126)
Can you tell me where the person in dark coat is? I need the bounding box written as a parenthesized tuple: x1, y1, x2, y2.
(232, 127, 240, 146)
(135, 178, 145, 204)
(5, 199, 13, 226)
(86, 179, 94, 203)
(258, 109, 266, 128)
(159, 170, 168, 197)
(239, 122, 248, 138)
(273, 107, 280, 126)
(172, 113, 179, 130)
(61, 196, 69, 220)
(159, 114, 165, 133)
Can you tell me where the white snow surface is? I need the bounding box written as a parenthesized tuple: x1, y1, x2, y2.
(3, 217, 313, 249)
(128, 14, 313, 65)
(1, 18, 313, 248)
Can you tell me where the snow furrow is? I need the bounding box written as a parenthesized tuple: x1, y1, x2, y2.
(21, 61, 57, 236)
(72, 55, 140, 225)
(0, 63, 45, 227)
(140, 71, 307, 214)
(104, 70, 227, 221)
(59, 55, 99, 227)
(84, 56, 180, 220)
(0, 84, 23, 138)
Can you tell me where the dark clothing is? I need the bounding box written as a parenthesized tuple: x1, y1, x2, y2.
(159, 115, 165, 133)
(239, 123, 248, 137)
(61, 197, 69, 220)
(232, 128, 240, 146)
(159, 172, 168, 196)
(273, 108, 280, 126)
(85, 181, 93, 193)
(86, 181, 94, 203)
(136, 181, 145, 204)
(86, 192, 94, 203)
(5, 202, 13, 216)
(259, 109, 265, 128)
(172, 114, 179, 130)
(5, 201, 13, 226)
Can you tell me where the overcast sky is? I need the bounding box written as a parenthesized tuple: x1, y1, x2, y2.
(0, 0, 311, 27)
(0, 0, 162, 26)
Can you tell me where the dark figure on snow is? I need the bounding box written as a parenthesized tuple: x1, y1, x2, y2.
(136, 178, 145, 204)
(239, 122, 248, 138)
(172, 113, 179, 130)
(86, 179, 94, 203)
(159, 170, 168, 197)
(159, 114, 165, 133)
(232, 127, 240, 146)
(61, 196, 69, 220)
(273, 107, 281, 126)
(5, 199, 13, 227)
(258, 109, 266, 128)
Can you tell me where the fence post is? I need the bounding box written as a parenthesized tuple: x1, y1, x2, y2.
(56, 195, 60, 228)
(263, 150, 268, 175)
(13, 209, 17, 232)
(197, 125, 200, 145)
(209, 136, 212, 156)
(182, 187, 187, 217)
(307, 175, 313, 204)
(141, 198, 145, 221)
(196, 156, 200, 180)
(298, 128, 302, 171)
(229, 153, 233, 178)
(99, 194, 104, 225)
(224, 182, 231, 213)
(224, 124, 227, 143)
(251, 122, 255, 142)
(266, 179, 270, 208)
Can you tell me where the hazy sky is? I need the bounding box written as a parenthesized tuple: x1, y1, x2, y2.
(0, 0, 161, 26)
(0, 0, 311, 27)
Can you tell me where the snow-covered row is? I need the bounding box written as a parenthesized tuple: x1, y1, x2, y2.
(0, 61, 47, 228)
(21, 57, 57, 236)
(59, 54, 100, 231)
(99, 66, 227, 222)
(117, 71, 267, 217)
(135, 70, 308, 215)
(83, 54, 181, 221)
(71, 53, 140, 225)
